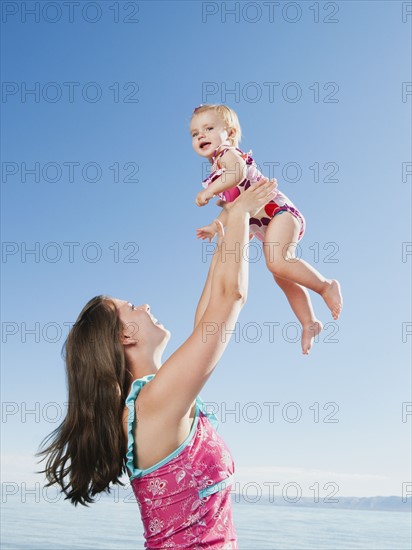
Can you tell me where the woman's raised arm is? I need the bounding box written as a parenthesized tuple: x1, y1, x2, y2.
(145, 178, 277, 420)
(194, 219, 224, 330)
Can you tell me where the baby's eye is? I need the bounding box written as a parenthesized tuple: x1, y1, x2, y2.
(192, 132, 198, 137)
(206, 127, 213, 131)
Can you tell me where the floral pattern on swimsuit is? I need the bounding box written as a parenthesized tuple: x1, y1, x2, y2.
(125, 374, 238, 549)
(201, 145, 306, 242)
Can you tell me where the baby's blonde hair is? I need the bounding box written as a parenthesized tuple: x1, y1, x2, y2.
(191, 104, 242, 147)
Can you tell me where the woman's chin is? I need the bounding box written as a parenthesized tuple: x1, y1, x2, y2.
(160, 325, 171, 341)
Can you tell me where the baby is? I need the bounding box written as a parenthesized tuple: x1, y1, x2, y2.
(190, 104, 343, 355)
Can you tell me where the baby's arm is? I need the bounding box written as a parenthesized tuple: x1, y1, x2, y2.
(196, 149, 247, 206)
(197, 201, 255, 242)
(196, 209, 228, 241)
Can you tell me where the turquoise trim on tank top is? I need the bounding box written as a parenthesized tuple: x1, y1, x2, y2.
(198, 472, 236, 499)
(125, 374, 219, 481)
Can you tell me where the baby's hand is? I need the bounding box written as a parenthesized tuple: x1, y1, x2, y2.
(196, 189, 213, 207)
(196, 220, 221, 242)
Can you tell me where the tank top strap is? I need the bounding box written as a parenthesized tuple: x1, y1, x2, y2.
(211, 144, 235, 166)
(125, 374, 156, 478)
(196, 393, 220, 431)
(212, 145, 252, 169)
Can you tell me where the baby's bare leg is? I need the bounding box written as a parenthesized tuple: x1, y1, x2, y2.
(273, 274, 323, 355)
(264, 213, 343, 320)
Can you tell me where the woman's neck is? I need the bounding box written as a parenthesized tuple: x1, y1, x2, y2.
(125, 352, 162, 384)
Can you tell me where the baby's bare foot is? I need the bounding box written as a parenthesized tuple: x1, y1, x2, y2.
(302, 320, 323, 355)
(321, 279, 343, 320)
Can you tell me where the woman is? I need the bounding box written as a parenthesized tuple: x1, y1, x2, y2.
(36, 177, 277, 548)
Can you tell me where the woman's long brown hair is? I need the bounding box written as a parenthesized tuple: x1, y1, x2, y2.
(35, 295, 131, 507)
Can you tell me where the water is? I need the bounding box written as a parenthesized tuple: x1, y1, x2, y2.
(233, 500, 411, 549)
(1, 492, 411, 549)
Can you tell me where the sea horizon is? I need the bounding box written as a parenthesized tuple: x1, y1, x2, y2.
(2, 487, 411, 550)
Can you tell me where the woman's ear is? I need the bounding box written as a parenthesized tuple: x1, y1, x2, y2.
(119, 325, 138, 346)
(120, 334, 138, 346)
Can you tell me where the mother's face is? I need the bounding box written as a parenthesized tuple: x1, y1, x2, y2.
(112, 299, 170, 350)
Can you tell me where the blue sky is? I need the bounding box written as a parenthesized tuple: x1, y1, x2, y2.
(1, 0, 411, 499)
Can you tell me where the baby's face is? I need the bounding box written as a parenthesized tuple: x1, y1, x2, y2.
(190, 111, 231, 159)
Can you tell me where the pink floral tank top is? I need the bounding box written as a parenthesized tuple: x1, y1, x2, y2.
(125, 374, 238, 549)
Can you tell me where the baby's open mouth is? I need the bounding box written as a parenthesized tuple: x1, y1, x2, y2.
(200, 142, 211, 149)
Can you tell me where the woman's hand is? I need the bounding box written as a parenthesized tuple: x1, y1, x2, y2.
(228, 177, 278, 217)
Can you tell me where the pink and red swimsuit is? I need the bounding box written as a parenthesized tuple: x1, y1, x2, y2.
(125, 374, 238, 549)
(201, 145, 306, 242)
